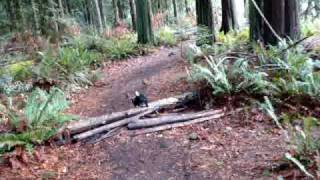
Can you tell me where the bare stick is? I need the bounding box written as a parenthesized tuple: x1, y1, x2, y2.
(128, 109, 223, 129)
(130, 113, 224, 136)
(72, 109, 157, 141)
(66, 92, 195, 134)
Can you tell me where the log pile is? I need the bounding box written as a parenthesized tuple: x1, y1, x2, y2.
(59, 92, 225, 143)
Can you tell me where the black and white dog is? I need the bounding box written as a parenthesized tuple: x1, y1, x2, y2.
(131, 91, 149, 107)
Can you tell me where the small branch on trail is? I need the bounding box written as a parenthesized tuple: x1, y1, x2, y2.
(130, 112, 225, 136)
(87, 127, 121, 144)
(66, 92, 195, 134)
(127, 109, 224, 130)
(72, 108, 157, 141)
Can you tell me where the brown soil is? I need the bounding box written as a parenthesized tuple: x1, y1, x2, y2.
(0, 46, 289, 179)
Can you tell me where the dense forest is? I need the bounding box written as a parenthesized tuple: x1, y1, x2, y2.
(0, 0, 320, 179)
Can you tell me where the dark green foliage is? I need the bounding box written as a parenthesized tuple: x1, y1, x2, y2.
(0, 87, 75, 154)
(135, 0, 154, 44)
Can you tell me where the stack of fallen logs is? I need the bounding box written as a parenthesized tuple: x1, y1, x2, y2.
(59, 92, 225, 143)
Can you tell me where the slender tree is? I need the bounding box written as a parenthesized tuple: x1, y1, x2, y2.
(58, 0, 64, 18)
(196, 0, 215, 41)
(284, 0, 300, 40)
(185, 0, 190, 15)
(94, 0, 104, 33)
(129, 0, 137, 31)
(31, 0, 40, 35)
(112, 0, 120, 26)
(249, 0, 263, 41)
(135, 0, 154, 44)
(220, 0, 237, 33)
(172, 0, 177, 20)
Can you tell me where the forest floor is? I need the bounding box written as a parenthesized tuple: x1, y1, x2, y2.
(0, 46, 290, 179)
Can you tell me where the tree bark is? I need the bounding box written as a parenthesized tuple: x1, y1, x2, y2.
(135, 0, 154, 44)
(31, 0, 40, 35)
(262, 0, 285, 45)
(112, 0, 120, 26)
(284, 0, 300, 40)
(94, 0, 104, 33)
(220, 0, 237, 33)
(129, 0, 137, 31)
(58, 0, 64, 18)
(196, 0, 215, 42)
(185, 0, 190, 15)
(249, 0, 263, 41)
(172, 0, 178, 20)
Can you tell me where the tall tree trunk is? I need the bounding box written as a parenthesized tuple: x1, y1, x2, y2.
(98, 0, 107, 28)
(94, 0, 104, 33)
(135, 0, 154, 44)
(129, 0, 137, 31)
(262, 0, 285, 45)
(249, 0, 263, 41)
(185, 0, 190, 15)
(31, 0, 40, 35)
(112, 0, 120, 26)
(220, 0, 236, 33)
(284, 0, 300, 40)
(196, 0, 215, 42)
(117, 0, 125, 19)
(64, 0, 71, 15)
(49, 0, 59, 35)
(58, 0, 64, 18)
(172, 0, 177, 20)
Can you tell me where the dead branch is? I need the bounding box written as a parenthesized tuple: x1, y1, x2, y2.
(66, 92, 195, 134)
(130, 113, 224, 136)
(127, 109, 223, 130)
(72, 109, 156, 141)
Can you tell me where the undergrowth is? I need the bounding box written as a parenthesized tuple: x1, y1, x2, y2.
(0, 87, 74, 154)
(188, 30, 320, 177)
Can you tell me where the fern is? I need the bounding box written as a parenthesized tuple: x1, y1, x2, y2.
(0, 87, 75, 154)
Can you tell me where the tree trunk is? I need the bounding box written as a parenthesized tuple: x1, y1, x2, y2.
(94, 0, 104, 33)
(196, 0, 215, 42)
(262, 0, 285, 45)
(185, 0, 190, 15)
(135, 0, 154, 44)
(284, 0, 300, 40)
(220, 0, 236, 33)
(172, 0, 178, 19)
(98, 0, 107, 29)
(249, 0, 263, 41)
(58, 0, 64, 18)
(49, 0, 59, 36)
(31, 0, 40, 35)
(112, 0, 120, 26)
(117, 0, 125, 19)
(129, 0, 137, 31)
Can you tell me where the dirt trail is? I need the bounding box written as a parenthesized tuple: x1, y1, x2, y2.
(0, 46, 288, 179)
(67, 46, 190, 117)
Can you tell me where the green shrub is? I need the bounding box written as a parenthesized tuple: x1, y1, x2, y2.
(0, 87, 75, 154)
(103, 35, 139, 59)
(155, 26, 177, 47)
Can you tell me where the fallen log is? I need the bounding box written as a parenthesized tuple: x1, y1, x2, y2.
(72, 109, 156, 141)
(127, 109, 223, 130)
(130, 113, 225, 136)
(66, 92, 194, 134)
